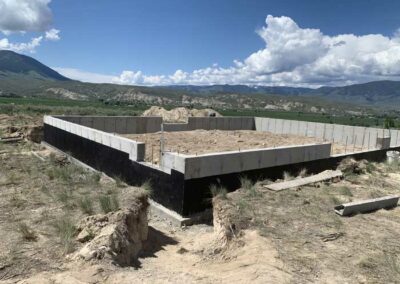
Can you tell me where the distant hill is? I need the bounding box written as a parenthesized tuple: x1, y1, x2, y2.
(310, 81, 400, 105)
(0, 50, 70, 81)
(1, 50, 400, 110)
(164, 85, 312, 96)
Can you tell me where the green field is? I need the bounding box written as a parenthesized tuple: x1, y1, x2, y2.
(0, 96, 398, 129)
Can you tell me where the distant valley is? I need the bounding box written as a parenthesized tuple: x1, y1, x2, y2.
(1, 50, 400, 116)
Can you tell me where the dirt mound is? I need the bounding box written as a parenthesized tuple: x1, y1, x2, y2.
(75, 196, 149, 266)
(142, 106, 221, 123)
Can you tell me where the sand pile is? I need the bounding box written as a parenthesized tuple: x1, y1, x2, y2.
(142, 106, 221, 122)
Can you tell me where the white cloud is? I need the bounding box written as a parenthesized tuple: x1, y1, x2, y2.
(45, 28, 60, 41)
(0, 0, 52, 34)
(59, 15, 400, 87)
(0, 1, 59, 53)
(0, 36, 43, 53)
(53, 67, 115, 83)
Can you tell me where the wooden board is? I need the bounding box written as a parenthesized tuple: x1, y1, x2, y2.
(263, 170, 343, 191)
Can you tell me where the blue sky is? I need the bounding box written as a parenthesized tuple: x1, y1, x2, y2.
(1, 0, 400, 86)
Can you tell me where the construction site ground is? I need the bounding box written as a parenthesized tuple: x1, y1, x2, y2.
(1, 114, 400, 283)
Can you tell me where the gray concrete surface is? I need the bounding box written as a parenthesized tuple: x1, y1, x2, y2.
(162, 143, 332, 179)
(255, 117, 400, 149)
(44, 116, 145, 161)
(55, 115, 162, 134)
(335, 195, 399, 216)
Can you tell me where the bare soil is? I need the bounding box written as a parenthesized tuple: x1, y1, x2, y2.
(211, 160, 400, 283)
(2, 115, 399, 284)
(123, 129, 361, 164)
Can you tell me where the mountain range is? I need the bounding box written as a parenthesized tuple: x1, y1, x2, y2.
(0, 50, 400, 111)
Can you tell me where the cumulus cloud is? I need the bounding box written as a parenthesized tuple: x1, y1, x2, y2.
(45, 28, 60, 41)
(0, 0, 52, 34)
(0, 36, 43, 53)
(60, 15, 400, 87)
(0, 1, 60, 53)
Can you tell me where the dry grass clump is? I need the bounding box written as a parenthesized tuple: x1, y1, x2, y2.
(141, 179, 153, 196)
(210, 184, 228, 199)
(239, 176, 259, 197)
(99, 194, 120, 213)
(53, 216, 76, 254)
(78, 196, 94, 215)
(283, 171, 295, 181)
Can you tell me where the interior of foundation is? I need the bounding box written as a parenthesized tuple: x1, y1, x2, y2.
(122, 129, 364, 165)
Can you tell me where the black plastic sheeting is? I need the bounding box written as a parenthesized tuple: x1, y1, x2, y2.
(44, 123, 392, 217)
(44, 124, 186, 214)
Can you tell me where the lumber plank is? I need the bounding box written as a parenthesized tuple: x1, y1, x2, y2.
(263, 170, 343, 191)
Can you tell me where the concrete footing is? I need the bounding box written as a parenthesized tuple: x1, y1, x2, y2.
(334, 195, 399, 216)
(149, 200, 212, 226)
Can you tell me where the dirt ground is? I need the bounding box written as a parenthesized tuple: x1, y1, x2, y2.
(0, 135, 288, 283)
(123, 129, 362, 164)
(2, 115, 400, 284)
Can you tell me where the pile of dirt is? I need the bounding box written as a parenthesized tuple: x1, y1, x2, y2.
(75, 195, 149, 266)
(142, 106, 221, 122)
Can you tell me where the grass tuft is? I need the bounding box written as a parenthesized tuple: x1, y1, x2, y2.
(283, 171, 295, 181)
(99, 194, 119, 213)
(78, 195, 94, 215)
(240, 176, 259, 197)
(141, 179, 153, 196)
(210, 184, 228, 199)
(53, 216, 76, 254)
(298, 168, 308, 178)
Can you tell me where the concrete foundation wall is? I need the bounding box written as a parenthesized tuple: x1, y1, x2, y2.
(55, 116, 162, 134)
(187, 117, 255, 131)
(163, 123, 189, 132)
(162, 143, 332, 179)
(45, 116, 145, 161)
(255, 117, 400, 149)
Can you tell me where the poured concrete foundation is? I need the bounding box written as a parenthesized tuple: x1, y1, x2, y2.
(43, 115, 400, 217)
